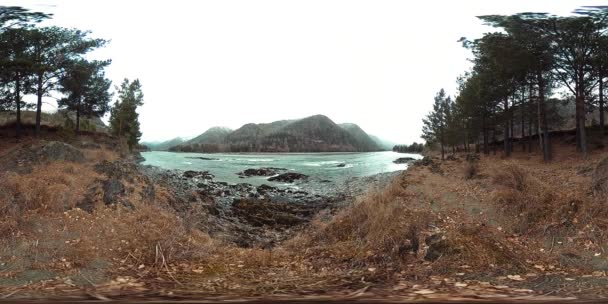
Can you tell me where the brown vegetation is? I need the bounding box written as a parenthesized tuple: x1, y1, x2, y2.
(3, 136, 608, 300)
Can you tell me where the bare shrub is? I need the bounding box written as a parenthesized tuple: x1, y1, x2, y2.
(289, 178, 431, 266)
(492, 163, 572, 233)
(493, 163, 528, 191)
(435, 225, 529, 274)
(463, 161, 478, 180)
(0, 163, 96, 215)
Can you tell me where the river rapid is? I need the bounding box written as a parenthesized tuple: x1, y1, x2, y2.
(141, 151, 421, 195)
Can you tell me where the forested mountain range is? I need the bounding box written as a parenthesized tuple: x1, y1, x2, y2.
(165, 115, 385, 153)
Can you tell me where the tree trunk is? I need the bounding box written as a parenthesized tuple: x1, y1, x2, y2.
(15, 75, 21, 139)
(440, 130, 445, 161)
(35, 73, 43, 137)
(504, 98, 510, 157)
(528, 82, 534, 153)
(600, 70, 605, 138)
(482, 113, 489, 155)
(509, 105, 514, 154)
(576, 84, 588, 158)
(538, 73, 551, 161)
(575, 68, 588, 157)
(521, 89, 526, 152)
(76, 96, 81, 133)
(492, 130, 497, 155)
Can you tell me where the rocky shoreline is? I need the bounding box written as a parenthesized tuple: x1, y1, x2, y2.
(0, 140, 405, 249)
(138, 162, 402, 247)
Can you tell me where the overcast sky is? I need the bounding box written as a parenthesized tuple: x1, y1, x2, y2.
(5, 0, 606, 143)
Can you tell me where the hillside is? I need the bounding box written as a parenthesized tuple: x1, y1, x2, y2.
(186, 127, 232, 145)
(171, 115, 382, 153)
(338, 123, 382, 151)
(0, 110, 107, 134)
(142, 137, 185, 151)
(369, 134, 396, 151)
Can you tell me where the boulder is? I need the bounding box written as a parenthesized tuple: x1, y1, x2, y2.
(592, 157, 608, 195)
(257, 184, 277, 194)
(102, 178, 125, 204)
(268, 172, 308, 183)
(94, 160, 137, 182)
(183, 170, 214, 179)
(238, 167, 287, 177)
(37, 141, 84, 163)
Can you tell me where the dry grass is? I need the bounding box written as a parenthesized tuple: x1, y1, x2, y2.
(4, 137, 607, 297)
(463, 161, 478, 180)
(0, 163, 98, 234)
(0, 141, 214, 283)
(288, 178, 427, 265)
(285, 174, 530, 276)
(491, 162, 579, 234)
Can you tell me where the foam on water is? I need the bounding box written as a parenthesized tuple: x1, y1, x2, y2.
(142, 151, 422, 187)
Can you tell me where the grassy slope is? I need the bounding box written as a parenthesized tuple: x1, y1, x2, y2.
(2, 133, 608, 300)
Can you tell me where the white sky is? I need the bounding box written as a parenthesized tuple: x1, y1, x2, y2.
(4, 0, 606, 143)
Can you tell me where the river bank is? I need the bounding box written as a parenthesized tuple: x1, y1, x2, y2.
(138, 161, 403, 248)
(2, 136, 608, 301)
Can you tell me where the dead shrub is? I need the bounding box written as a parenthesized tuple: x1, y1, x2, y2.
(433, 225, 529, 274)
(493, 163, 528, 191)
(463, 161, 478, 180)
(22, 202, 213, 272)
(492, 163, 572, 233)
(289, 178, 432, 266)
(0, 163, 96, 216)
(0, 158, 213, 275)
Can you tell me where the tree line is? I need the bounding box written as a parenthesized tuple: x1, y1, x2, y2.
(422, 6, 608, 161)
(0, 6, 143, 150)
(393, 142, 424, 153)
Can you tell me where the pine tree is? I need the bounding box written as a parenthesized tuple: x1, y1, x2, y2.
(422, 89, 448, 160)
(57, 59, 112, 132)
(109, 79, 144, 151)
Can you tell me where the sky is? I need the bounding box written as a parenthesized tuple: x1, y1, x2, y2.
(5, 0, 607, 144)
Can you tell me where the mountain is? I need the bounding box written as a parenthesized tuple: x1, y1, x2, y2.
(369, 134, 396, 151)
(338, 123, 382, 151)
(142, 137, 185, 151)
(169, 115, 382, 153)
(186, 127, 232, 145)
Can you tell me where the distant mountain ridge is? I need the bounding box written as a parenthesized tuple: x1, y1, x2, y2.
(369, 134, 397, 151)
(168, 114, 386, 153)
(142, 137, 185, 151)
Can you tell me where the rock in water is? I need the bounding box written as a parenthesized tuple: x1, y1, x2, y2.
(268, 172, 308, 183)
(238, 168, 283, 177)
(393, 157, 415, 164)
(592, 157, 608, 195)
(186, 156, 219, 161)
(38, 141, 84, 163)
